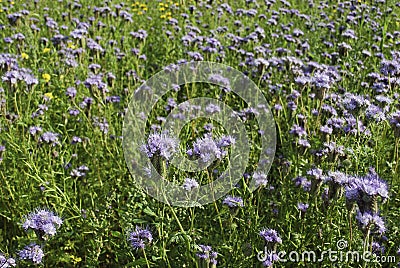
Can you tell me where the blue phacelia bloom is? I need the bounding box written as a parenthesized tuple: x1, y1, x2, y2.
(182, 178, 199, 191)
(0, 253, 16, 267)
(259, 228, 282, 244)
(223, 195, 244, 207)
(22, 208, 63, 239)
(196, 245, 218, 265)
(141, 131, 178, 161)
(128, 226, 153, 249)
(18, 243, 44, 264)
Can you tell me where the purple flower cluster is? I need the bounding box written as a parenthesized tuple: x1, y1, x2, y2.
(141, 132, 178, 161)
(187, 134, 235, 165)
(259, 228, 282, 244)
(1, 67, 38, 86)
(22, 208, 63, 238)
(345, 168, 388, 213)
(39, 132, 60, 146)
(127, 226, 153, 249)
(182, 178, 199, 191)
(355, 210, 386, 235)
(70, 165, 89, 178)
(18, 243, 44, 264)
(0, 254, 16, 267)
(196, 245, 217, 265)
(222, 195, 244, 208)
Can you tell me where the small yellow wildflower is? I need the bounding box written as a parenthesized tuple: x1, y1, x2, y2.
(42, 73, 51, 83)
(71, 255, 82, 264)
(140, 3, 146, 8)
(138, 11, 143, 15)
(67, 42, 76, 49)
(21, 53, 29, 60)
(159, 7, 165, 11)
(142, 7, 148, 11)
(44, 92, 54, 99)
(160, 14, 166, 19)
(43, 48, 51, 53)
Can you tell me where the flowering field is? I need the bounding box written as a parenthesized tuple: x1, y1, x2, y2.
(1, 0, 400, 267)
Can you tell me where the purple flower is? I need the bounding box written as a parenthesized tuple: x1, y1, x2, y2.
(105, 96, 121, 103)
(312, 71, 332, 89)
(259, 228, 282, 244)
(130, 29, 148, 40)
(0, 254, 16, 267)
(297, 202, 309, 212)
(205, 103, 221, 114)
(289, 124, 306, 136)
(128, 226, 153, 249)
(68, 108, 80, 116)
(18, 243, 44, 264)
(320, 125, 333, 134)
(292, 176, 311, 192)
(223, 195, 244, 207)
(297, 138, 311, 148)
(355, 210, 386, 235)
(71, 136, 82, 144)
(187, 134, 230, 164)
(349, 168, 388, 199)
(196, 245, 218, 265)
(29, 126, 43, 136)
(22, 208, 63, 238)
(141, 132, 178, 161)
(92, 117, 109, 134)
(39, 132, 60, 146)
(253, 172, 268, 187)
(182, 178, 199, 191)
(66, 87, 77, 98)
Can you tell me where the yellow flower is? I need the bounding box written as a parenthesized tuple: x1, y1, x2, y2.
(138, 11, 143, 15)
(70, 255, 82, 264)
(43, 48, 50, 53)
(159, 2, 164, 6)
(44, 92, 54, 99)
(67, 42, 76, 49)
(21, 53, 29, 60)
(142, 7, 148, 11)
(160, 14, 166, 19)
(42, 73, 51, 82)
(159, 7, 165, 11)
(140, 3, 146, 8)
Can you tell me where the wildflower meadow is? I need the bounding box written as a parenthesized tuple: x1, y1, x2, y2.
(0, 0, 400, 267)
